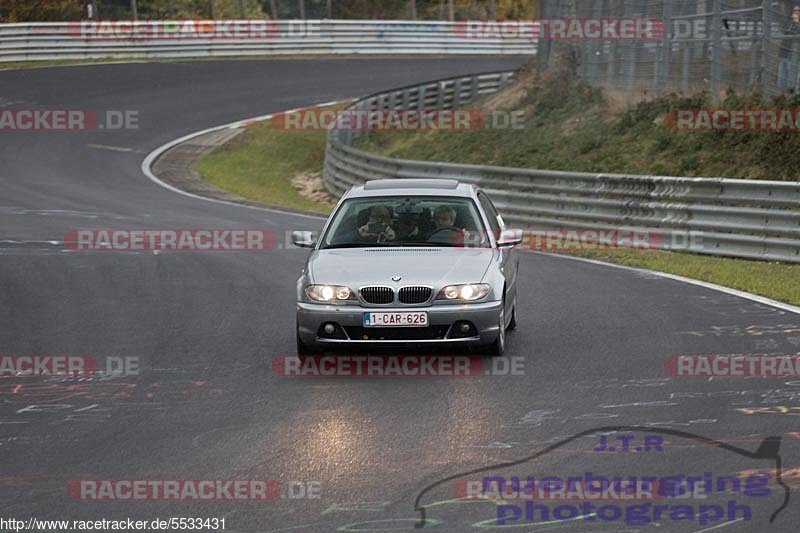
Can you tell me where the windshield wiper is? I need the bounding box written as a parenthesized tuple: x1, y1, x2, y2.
(322, 243, 372, 249)
(393, 240, 485, 248)
(323, 241, 479, 249)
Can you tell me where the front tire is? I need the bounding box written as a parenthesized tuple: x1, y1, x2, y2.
(485, 300, 506, 356)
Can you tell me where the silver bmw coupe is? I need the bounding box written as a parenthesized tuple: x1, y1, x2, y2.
(293, 179, 522, 355)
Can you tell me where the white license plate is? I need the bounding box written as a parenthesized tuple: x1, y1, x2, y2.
(364, 312, 429, 328)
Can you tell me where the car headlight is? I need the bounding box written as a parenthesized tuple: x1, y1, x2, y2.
(305, 284, 356, 303)
(437, 283, 491, 302)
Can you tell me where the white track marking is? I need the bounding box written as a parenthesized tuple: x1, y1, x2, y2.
(693, 518, 745, 532)
(140, 99, 353, 221)
(536, 252, 800, 316)
(88, 144, 133, 152)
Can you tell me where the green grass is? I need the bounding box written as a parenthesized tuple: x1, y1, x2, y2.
(356, 65, 800, 181)
(195, 111, 338, 214)
(552, 248, 800, 306)
(193, 81, 800, 307)
(0, 58, 123, 70)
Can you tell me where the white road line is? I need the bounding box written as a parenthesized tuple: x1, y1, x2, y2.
(693, 518, 745, 532)
(139, 99, 353, 221)
(533, 251, 800, 316)
(88, 144, 133, 152)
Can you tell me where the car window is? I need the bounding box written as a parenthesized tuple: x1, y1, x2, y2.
(321, 196, 489, 249)
(477, 191, 503, 238)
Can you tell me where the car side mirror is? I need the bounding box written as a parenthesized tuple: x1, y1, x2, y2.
(497, 229, 523, 248)
(292, 230, 318, 248)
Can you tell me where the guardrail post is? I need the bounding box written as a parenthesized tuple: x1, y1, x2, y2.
(470, 75, 479, 101)
(762, 0, 773, 96)
(657, 0, 672, 92)
(620, 0, 635, 93)
(453, 78, 462, 107)
(606, 0, 617, 88)
(537, 0, 553, 73)
(682, 44, 690, 93)
(418, 85, 427, 111)
(710, 0, 722, 96)
(436, 81, 446, 109)
(585, 0, 602, 84)
(749, 16, 760, 85)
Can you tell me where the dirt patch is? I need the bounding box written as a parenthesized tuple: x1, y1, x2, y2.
(482, 61, 537, 112)
(559, 104, 607, 136)
(483, 81, 528, 113)
(292, 172, 338, 206)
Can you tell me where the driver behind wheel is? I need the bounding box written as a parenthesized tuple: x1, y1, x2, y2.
(431, 205, 480, 246)
(433, 205, 457, 230)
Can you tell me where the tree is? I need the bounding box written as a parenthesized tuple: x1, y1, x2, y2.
(0, 0, 86, 21)
(417, 0, 539, 19)
(0, 0, 540, 21)
(134, 0, 264, 19)
(332, 0, 406, 19)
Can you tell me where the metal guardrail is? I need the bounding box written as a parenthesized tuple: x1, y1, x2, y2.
(323, 71, 800, 263)
(0, 20, 537, 61)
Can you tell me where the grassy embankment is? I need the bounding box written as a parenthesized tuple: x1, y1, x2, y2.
(195, 109, 341, 214)
(196, 66, 800, 305)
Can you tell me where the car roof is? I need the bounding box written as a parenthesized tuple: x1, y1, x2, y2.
(344, 179, 475, 199)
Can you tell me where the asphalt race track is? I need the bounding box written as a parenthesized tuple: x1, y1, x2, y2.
(2, 58, 800, 532)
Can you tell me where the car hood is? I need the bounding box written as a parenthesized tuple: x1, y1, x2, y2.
(308, 247, 495, 287)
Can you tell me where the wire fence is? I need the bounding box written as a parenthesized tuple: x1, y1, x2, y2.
(537, 0, 800, 97)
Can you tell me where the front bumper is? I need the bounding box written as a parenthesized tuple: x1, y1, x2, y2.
(297, 300, 502, 347)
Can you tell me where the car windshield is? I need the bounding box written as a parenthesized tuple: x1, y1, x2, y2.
(321, 196, 490, 249)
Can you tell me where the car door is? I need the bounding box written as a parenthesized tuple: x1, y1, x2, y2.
(477, 191, 518, 320)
